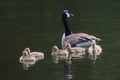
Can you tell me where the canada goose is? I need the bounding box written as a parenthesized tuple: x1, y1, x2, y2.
(65, 43, 86, 59)
(23, 48, 44, 61)
(61, 10, 101, 49)
(88, 40, 102, 60)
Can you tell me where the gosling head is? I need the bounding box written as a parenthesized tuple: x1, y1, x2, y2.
(52, 46, 58, 53)
(22, 51, 29, 57)
(65, 43, 72, 51)
(19, 51, 29, 63)
(24, 47, 31, 53)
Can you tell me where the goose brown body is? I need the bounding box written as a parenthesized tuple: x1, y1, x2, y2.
(62, 33, 101, 49)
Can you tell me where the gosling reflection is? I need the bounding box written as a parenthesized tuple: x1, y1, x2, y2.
(19, 48, 44, 70)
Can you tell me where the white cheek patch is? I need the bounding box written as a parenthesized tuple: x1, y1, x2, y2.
(66, 13, 70, 18)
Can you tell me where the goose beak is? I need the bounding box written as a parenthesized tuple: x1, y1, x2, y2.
(70, 13, 74, 16)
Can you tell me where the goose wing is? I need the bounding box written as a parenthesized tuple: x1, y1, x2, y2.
(63, 33, 101, 47)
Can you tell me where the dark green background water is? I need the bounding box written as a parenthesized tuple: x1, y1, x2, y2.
(0, 0, 120, 80)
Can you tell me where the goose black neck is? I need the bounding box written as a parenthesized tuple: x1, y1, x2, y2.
(62, 13, 72, 36)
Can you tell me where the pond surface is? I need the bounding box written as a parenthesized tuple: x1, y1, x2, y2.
(0, 0, 120, 80)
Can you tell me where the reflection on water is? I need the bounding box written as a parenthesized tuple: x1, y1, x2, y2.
(51, 44, 102, 79)
(64, 62, 73, 80)
(52, 52, 101, 80)
(52, 59, 95, 80)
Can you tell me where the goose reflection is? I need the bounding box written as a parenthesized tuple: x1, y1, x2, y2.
(64, 61, 74, 80)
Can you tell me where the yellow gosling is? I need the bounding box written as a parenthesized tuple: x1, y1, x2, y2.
(23, 48, 44, 61)
(51, 46, 69, 61)
(65, 43, 86, 59)
(19, 51, 37, 70)
(88, 40, 102, 60)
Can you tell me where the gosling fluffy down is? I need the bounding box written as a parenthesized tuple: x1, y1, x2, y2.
(23, 48, 44, 61)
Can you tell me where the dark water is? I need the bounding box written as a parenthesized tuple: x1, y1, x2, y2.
(0, 0, 120, 80)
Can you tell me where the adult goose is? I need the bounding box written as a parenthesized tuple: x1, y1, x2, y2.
(61, 10, 102, 49)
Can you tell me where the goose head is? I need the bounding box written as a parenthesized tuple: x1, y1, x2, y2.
(62, 10, 74, 18)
